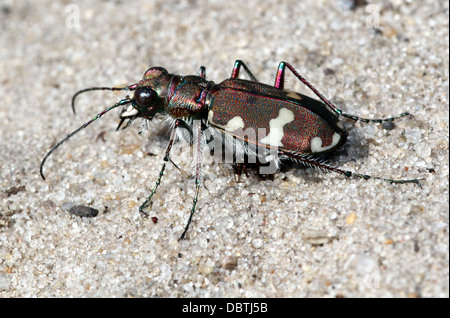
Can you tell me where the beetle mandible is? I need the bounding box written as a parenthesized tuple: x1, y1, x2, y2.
(40, 60, 422, 239)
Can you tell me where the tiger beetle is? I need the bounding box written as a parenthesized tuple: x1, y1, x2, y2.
(40, 60, 422, 240)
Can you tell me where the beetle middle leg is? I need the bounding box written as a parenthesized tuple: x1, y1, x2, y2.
(274, 61, 413, 124)
(230, 60, 259, 82)
(197, 66, 206, 78)
(179, 120, 204, 240)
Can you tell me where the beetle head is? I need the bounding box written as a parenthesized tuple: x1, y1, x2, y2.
(125, 67, 169, 120)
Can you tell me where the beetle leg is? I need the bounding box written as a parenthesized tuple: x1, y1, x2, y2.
(179, 120, 204, 240)
(337, 112, 413, 124)
(197, 66, 206, 78)
(275, 61, 345, 113)
(284, 153, 422, 186)
(230, 60, 259, 82)
(139, 119, 181, 216)
(275, 61, 413, 123)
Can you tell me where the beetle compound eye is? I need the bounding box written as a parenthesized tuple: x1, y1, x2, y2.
(134, 87, 156, 108)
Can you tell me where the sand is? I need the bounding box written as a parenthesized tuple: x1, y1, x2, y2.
(0, 0, 448, 297)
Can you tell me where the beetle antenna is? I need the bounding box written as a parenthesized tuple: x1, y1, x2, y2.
(40, 98, 133, 180)
(71, 83, 138, 114)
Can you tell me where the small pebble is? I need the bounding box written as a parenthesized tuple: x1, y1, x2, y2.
(302, 230, 334, 246)
(221, 256, 238, 270)
(346, 212, 357, 225)
(68, 205, 99, 218)
(382, 121, 395, 130)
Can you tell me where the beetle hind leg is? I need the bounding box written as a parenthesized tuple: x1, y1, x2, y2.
(340, 111, 414, 124)
(274, 61, 414, 124)
(284, 153, 423, 186)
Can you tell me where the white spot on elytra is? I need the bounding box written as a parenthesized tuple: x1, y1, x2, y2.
(336, 121, 344, 129)
(208, 111, 244, 132)
(310, 133, 341, 153)
(260, 108, 295, 147)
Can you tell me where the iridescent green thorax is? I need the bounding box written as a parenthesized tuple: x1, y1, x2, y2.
(165, 75, 213, 119)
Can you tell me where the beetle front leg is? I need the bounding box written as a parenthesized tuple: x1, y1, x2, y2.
(230, 60, 259, 82)
(139, 119, 181, 216)
(275, 61, 413, 124)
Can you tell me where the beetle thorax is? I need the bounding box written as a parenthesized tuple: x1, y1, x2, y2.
(165, 75, 213, 118)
